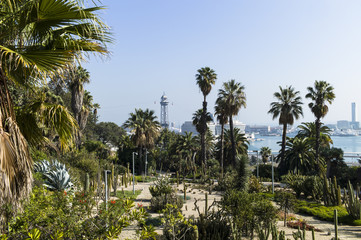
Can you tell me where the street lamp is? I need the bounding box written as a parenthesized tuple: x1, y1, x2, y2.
(145, 148, 149, 178)
(271, 154, 274, 194)
(132, 152, 138, 194)
(253, 150, 259, 178)
(104, 170, 111, 211)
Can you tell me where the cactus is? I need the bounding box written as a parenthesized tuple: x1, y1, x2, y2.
(84, 173, 90, 192)
(343, 181, 361, 219)
(292, 227, 305, 240)
(334, 209, 338, 240)
(176, 171, 179, 187)
(322, 174, 342, 206)
(311, 228, 315, 240)
(184, 183, 187, 202)
(205, 193, 208, 216)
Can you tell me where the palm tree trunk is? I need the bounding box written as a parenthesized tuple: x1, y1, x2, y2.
(281, 123, 287, 162)
(229, 116, 236, 166)
(220, 123, 225, 179)
(315, 118, 321, 165)
(202, 98, 207, 173)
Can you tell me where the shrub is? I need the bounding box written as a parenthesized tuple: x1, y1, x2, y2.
(248, 175, 263, 193)
(195, 212, 231, 240)
(150, 192, 183, 212)
(287, 219, 321, 231)
(149, 177, 173, 197)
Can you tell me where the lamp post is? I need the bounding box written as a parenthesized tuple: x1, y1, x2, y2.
(271, 154, 274, 194)
(132, 152, 138, 194)
(145, 148, 149, 178)
(104, 170, 111, 211)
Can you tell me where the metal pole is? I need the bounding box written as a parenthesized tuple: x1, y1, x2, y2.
(145, 148, 148, 178)
(132, 152, 137, 194)
(256, 151, 259, 178)
(105, 170, 108, 211)
(271, 154, 274, 194)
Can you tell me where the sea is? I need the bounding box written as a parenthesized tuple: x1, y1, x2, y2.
(248, 135, 361, 163)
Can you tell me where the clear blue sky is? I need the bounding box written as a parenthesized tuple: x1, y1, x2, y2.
(84, 0, 361, 127)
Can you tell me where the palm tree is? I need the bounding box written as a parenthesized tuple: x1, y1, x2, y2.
(176, 132, 197, 176)
(217, 80, 246, 166)
(69, 66, 91, 148)
(0, 0, 109, 217)
(297, 122, 333, 149)
(222, 128, 249, 167)
(268, 86, 303, 163)
(192, 109, 213, 135)
(123, 109, 160, 173)
(215, 98, 228, 178)
(260, 147, 272, 164)
(305, 81, 335, 164)
(283, 137, 315, 174)
(195, 67, 217, 171)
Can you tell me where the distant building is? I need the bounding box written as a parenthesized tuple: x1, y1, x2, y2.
(214, 120, 246, 136)
(337, 120, 350, 130)
(350, 102, 359, 129)
(325, 124, 337, 130)
(245, 125, 270, 135)
(181, 121, 198, 135)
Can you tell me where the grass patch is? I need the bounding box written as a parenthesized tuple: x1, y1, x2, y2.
(116, 189, 142, 200)
(295, 200, 361, 226)
(135, 175, 156, 182)
(178, 195, 191, 201)
(145, 217, 162, 227)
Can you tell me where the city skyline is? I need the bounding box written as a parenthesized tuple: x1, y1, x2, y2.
(84, 1, 361, 127)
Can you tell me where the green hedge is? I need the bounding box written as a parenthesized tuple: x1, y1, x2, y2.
(295, 200, 361, 226)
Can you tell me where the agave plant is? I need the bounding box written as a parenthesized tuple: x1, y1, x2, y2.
(33, 160, 51, 174)
(35, 160, 73, 191)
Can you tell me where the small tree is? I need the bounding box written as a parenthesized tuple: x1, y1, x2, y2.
(275, 191, 296, 227)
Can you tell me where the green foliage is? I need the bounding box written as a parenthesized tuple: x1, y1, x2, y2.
(275, 191, 297, 226)
(248, 175, 263, 193)
(221, 190, 277, 238)
(94, 122, 126, 147)
(343, 181, 361, 220)
(194, 212, 231, 240)
(295, 200, 361, 226)
(116, 190, 142, 200)
(321, 174, 342, 206)
(282, 173, 323, 201)
(149, 177, 173, 197)
(162, 204, 198, 240)
(34, 160, 73, 191)
(253, 164, 280, 181)
(7, 186, 152, 239)
(236, 154, 249, 191)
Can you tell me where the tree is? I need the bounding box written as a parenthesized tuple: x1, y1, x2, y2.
(0, 0, 109, 218)
(123, 109, 160, 173)
(215, 97, 228, 179)
(222, 128, 249, 167)
(192, 109, 213, 135)
(260, 147, 272, 164)
(306, 81, 335, 165)
(297, 122, 333, 149)
(217, 80, 246, 166)
(283, 137, 314, 174)
(195, 67, 217, 172)
(176, 132, 197, 176)
(268, 86, 303, 164)
(95, 122, 126, 147)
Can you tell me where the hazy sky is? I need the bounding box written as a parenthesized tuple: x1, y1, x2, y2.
(84, 0, 361, 127)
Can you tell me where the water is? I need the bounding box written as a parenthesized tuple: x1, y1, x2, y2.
(248, 135, 361, 162)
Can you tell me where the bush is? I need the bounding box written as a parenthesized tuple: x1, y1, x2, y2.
(253, 164, 279, 181)
(149, 177, 173, 197)
(195, 212, 231, 240)
(248, 175, 263, 193)
(295, 200, 361, 226)
(151, 193, 183, 212)
(221, 190, 277, 238)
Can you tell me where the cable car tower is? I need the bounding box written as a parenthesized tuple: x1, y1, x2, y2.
(160, 93, 169, 128)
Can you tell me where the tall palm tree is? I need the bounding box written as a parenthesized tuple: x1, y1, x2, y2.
(305, 81, 335, 164)
(176, 132, 197, 176)
(217, 80, 246, 166)
(268, 86, 303, 163)
(123, 109, 160, 173)
(195, 67, 217, 171)
(69, 66, 90, 148)
(0, 0, 109, 218)
(192, 109, 213, 135)
(215, 97, 228, 178)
